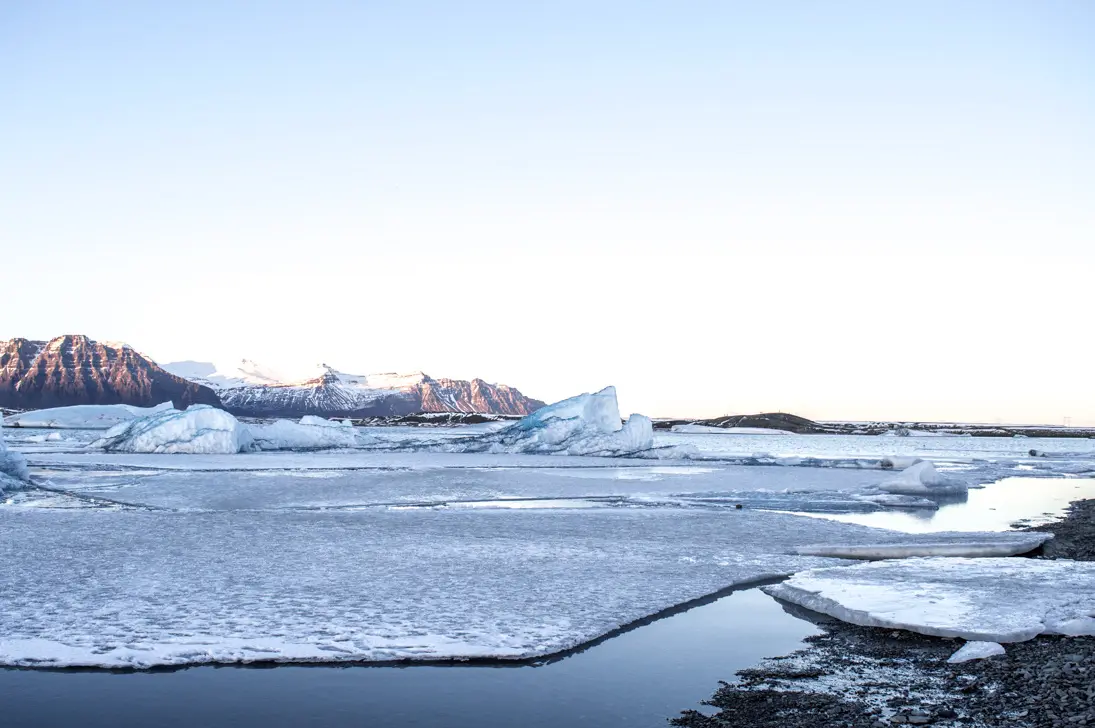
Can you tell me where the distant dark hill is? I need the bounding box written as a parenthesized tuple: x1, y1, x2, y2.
(696, 412, 825, 433)
(0, 335, 221, 411)
(654, 413, 832, 433)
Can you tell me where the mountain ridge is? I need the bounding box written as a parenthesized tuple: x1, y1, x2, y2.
(0, 335, 220, 410)
(163, 360, 545, 418)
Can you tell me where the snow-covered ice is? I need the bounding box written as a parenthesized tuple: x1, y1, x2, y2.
(3, 401, 174, 429)
(3, 417, 1094, 669)
(91, 405, 253, 454)
(792, 532, 1050, 560)
(764, 557, 1095, 642)
(947, 641, 1006, 663)
(0, 504, 1067, 668)
(248, 417, 378, 451)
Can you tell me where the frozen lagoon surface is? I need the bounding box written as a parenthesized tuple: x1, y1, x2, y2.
(2, 425, 1094, 725)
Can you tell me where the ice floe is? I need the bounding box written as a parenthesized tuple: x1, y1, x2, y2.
(764, 557, 1095, 642)
(92, 405, 253, 454)
(4, 401, 174, 429)
(792, 532, 1050, 559)
(854, 493, 939, 509)
(947, 641, 1006, 663)
(0, 504, 1071, 668)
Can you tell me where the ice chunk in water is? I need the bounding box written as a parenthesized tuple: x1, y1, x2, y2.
(854, 493, 939, 509)
(92, 406, 253, 454)
(878, 461, 966, 496)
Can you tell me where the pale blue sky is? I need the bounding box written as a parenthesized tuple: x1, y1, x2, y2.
(2, 1, 1093, 422)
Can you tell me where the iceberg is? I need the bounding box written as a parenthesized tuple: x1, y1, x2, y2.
(764, 557, 1095, 643)
(91, 406, 253, 454)
(4, 402, 174, 429)
(0, 426, 30, 493)
(455, 387, 654, 456)
(297, 416, 350, 428)
(248, 418, 377, 451)
(878, 461, 966, 496)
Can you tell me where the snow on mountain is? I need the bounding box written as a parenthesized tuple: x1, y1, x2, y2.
(166, 359, 292, 390)
(163, 361, 544, 418)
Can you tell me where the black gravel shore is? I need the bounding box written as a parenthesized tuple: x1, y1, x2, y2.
(673, 498, 1095, 728)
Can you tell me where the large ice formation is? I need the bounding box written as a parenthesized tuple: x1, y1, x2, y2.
(0, 426, 30, 493)
(764, 557, 1095, 642)
(3, 402, 175, 429)
(92, 406, 253, 454)
(878, 461, 967, 496)
(445, 387, 655, 456)
(248, 417, 377, 451)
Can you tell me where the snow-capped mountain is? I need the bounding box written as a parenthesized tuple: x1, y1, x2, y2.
(163, 361, 545, 418)
(0, 335, 220, 411)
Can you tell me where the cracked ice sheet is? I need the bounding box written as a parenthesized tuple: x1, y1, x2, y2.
(764, 557, 1095, 643)
(0, 507, 1055, 669)
(26, 458, 905, 512)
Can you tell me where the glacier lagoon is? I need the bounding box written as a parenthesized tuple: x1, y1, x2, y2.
(2, 410, 1094, 726)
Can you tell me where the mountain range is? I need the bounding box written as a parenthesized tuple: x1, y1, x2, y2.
(163, 360, 544, 418)
(0, 335, 544, 418)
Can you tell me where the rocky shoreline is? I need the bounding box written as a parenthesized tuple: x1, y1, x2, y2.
(673, 498, 1095, 728)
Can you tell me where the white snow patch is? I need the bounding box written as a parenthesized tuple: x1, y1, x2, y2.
(91, 406, 252, 454)
(947, 641, 1006, 663)
(764, 557, 1095, 642)
(4, 402, 174, 430)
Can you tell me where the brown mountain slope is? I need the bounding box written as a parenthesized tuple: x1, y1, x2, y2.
(417, 377, 544, 416)
(0, 335, 221, 410)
